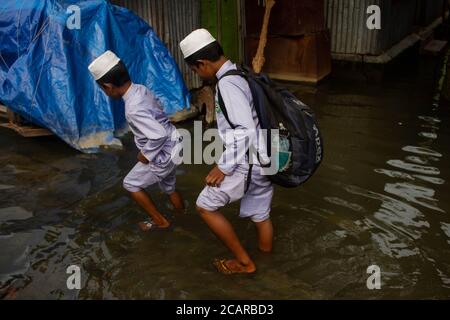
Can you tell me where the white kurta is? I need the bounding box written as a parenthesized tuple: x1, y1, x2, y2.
(196, 61, 274, 221)
(122, 83, 178, 193)
(215, 60, 269, 175)
(122, 83, 177, 165)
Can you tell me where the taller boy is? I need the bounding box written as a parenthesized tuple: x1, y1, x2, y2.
(180, 29, 274, 274)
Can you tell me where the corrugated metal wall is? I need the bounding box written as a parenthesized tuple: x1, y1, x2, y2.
(111, 0, 201, 88)
(325, 0, 435, 56)
(325, 0, 381, 55)
(383, 0, 417, 51)
(416, 0, 445, 26)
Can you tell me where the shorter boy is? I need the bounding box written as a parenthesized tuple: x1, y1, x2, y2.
(88, 50, 184, 231)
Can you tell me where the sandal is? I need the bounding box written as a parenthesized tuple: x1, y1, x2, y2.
(213, 259, 234, 275)
(213, 258, 256, 275)
(138, 219, 170, 232)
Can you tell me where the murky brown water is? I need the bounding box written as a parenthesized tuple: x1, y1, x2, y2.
(1, 55, 450, 299)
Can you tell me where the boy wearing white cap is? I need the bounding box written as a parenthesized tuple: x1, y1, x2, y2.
(180, 29, 274, 274)
(88, 51, 184, 231)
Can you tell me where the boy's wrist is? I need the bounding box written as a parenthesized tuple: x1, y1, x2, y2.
(138, 151, 149, 164)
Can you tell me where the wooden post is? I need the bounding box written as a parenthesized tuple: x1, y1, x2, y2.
(252, 0, 276, 73)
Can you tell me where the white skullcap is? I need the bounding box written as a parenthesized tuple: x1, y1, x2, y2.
(180, 28, 216, 59)
(88, 50, 121, 80)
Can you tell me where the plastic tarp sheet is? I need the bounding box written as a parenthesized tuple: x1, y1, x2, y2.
(0, 0, 190, 152)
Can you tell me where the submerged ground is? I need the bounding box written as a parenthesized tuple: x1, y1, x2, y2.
(1, 54, 450, 299)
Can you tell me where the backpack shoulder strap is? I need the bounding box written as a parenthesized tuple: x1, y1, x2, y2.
(217, 68, 255, 192)
(216, 68, 248, 130)
(216, 86, 235, 129)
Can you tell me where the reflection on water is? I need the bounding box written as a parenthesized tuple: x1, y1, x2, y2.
(386, 160, 440, 175)
(1, 57, 450, 299)
(402, 145, 442, 157)
(379, 114, 445, 214)
(385, 182, 444, 213)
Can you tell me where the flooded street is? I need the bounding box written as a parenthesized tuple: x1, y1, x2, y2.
(1, 55, 450, 299)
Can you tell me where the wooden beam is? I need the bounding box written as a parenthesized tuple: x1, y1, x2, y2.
(423, 40, 448, 56)
(0, 104, 8, 120)
(252, 0, 276, 73)
(0, 122, 53, 137)
(0, 105, 53, 137)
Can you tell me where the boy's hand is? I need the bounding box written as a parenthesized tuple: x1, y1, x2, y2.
(137, 152, 149, 164)
(206, 166, 226, 187)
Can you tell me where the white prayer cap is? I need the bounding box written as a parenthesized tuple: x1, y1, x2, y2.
(88, 50, 121, 80)
(180, 28, 216, 59)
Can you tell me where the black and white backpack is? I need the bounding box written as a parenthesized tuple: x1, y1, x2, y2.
(217, 66, 323, 188)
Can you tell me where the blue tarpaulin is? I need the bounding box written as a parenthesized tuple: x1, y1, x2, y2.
(0, 0, 190, 152)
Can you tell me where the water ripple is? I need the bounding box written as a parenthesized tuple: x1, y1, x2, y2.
(387, 160, 440, 175)
(401, 146, 442, 157)
(384, 182, 445, 213)
(419, 132, 437, 139)
(323, 197, 366, 213)
(374, 169, 445, 185)
(345, 185, 429, 240)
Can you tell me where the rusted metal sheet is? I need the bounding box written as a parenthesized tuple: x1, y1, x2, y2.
(325, 0, 417, 56)
(245, 30, 332, 83)
(245, 0, 325, 36)
(111, 0, 201, 88)
(243, 0, 330, 82)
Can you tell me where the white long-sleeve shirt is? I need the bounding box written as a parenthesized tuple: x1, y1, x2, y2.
(215, 60, 269, 175)
(122, 83, 177, 166)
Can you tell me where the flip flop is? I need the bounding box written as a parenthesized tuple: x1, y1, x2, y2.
(213, 258, 256, 275)
(138, 219, 171, 232)
(213, 259, 235, 275)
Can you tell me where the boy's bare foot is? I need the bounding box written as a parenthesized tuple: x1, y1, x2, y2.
(213, 258, 256, 275)
(138, 220, 170, 232)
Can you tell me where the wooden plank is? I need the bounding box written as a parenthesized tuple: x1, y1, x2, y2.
(169, 109, 199, 123)
(0, 104, 8, 120)
(7, 108, 16, 123)
(246, 31, 332, 83)
(423, 40, 448, 56)
(0, 105, 53, 137)
(0, 122, 53, 138)
(267, 71, 327, 84)
(245, 0, 325, 37)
